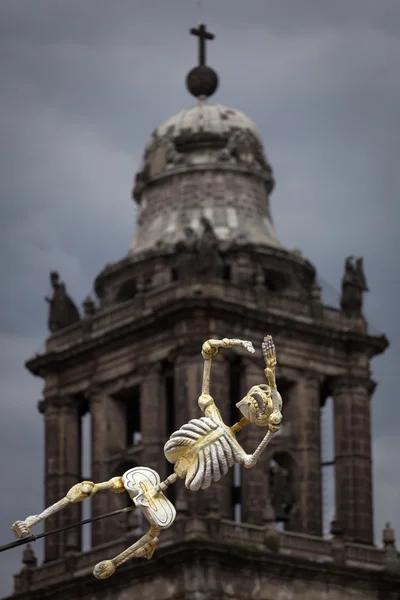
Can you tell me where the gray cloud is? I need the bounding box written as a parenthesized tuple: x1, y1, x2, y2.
(0, 0, 399, 595)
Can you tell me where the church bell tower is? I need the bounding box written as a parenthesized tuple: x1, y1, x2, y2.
(13, 23, 395, 600)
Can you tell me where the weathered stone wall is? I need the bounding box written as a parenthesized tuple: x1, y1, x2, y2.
(132, 169, 280, 253)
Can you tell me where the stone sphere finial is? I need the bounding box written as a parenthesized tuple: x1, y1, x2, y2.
(186, 23, 219, 99)
(22, 544, 37, 568)
(186, 65, 219, 99)
(383, 522, 396, 547)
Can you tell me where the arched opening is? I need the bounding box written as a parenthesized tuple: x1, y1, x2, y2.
(222, 263, 231, 282)
(115, 279, 137, 303)
(109, 461, 140, 540)
(164, 363, 176, 506)
(264, 269, 287, 292)
(269, 451, 296, 530)
(126, 385, 142, 447)
(320, 395, 335, 537)
(81, 409, 91, 551)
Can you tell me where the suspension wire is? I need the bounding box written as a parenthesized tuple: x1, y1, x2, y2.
(197, 0, 203, 25)
(0, 505, 135, 554)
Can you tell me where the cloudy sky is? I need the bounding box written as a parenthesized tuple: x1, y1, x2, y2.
(0, 0, 399, 595)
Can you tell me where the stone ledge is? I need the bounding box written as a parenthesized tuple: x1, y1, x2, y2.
(11, 517, 397, 595)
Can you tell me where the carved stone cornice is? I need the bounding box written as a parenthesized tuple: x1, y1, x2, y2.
(37, 394, 81, 414)
(85, 384, 108, 405)
(25, 295, 389, 377)
(241, 355, 264, 376)
(333, 375, 376, 395)
(169, 341, 206, 362)
(298, 370, 324, 389)
(136, 361, 164, 378)
(101, 373, 143, 396)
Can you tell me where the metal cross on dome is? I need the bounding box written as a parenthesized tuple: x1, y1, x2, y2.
(190, 23, 215, 66)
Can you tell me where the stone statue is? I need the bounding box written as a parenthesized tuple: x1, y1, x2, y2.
(175, 226, 199, 281)
(45, 272, 80, 332)
(197, 216, 222, 279)
(340, 256, 368, 315)
(174, 218, 222, 281)
(11, 335, 283, 581)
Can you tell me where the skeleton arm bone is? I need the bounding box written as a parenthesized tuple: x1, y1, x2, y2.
(237, 335, 282, 467)
(11, 477, 125, 539)
(262, 335, 282, 431)
(198, 338, 255, 419)
(241, 429, 275, 468)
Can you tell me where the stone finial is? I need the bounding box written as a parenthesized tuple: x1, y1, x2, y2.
(382, 522, 399, 572)
(65, 530, 79, 554)
(22, 544, 37, 569)
(383, 522, 396, 548)
(186, 24, 218, 99)
(45, 271, 80, 332)
(64, 530, 78, 572)
(205, 495, 220, 519)
(311, 280, 322, 302)
(330, 516, 344, 538)
(83, 295, 95, 317)
(263, 501, 280, 552)
(340, 256, 368, 316)
(330, 516, 346, 563)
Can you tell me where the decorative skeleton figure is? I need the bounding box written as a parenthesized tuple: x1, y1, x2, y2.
(11, 336, 282, 580)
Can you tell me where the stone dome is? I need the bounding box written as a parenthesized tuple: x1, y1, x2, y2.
(131, 98, 279, 255)
(144, 101, 263, 152)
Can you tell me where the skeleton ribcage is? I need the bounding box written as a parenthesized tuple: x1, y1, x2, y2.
(164, 417, 242, 491)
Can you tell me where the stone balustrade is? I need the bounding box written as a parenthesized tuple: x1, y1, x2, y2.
(45, 281, 348, 354)
(16, 518, 397, 593)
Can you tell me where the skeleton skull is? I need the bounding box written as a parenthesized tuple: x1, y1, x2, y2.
(236, 384, 282, 431)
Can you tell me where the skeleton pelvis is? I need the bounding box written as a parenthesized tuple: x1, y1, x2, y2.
(164, 417, 242, 491)
(123, 467, 176, 530)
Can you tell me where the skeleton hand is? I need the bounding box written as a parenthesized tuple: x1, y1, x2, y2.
(262, 335, 277, 386)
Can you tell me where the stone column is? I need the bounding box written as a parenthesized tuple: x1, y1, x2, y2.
(42, 395, 81, 562)
(289, 374, 322, 537)
(173, 353, 205, 516)
(90, 387, 126, 547)
(240, 359, 268, 525)
(174, 353, 204, 424)
(204, 353, 231, 519)
(140, 363, 167, 479)
(333, 376, 374, 544)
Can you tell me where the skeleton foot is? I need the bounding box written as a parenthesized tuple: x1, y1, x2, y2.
(93, 560, 116, 580)
(93, 531, 160, 579)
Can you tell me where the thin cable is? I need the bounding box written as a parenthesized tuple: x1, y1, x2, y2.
(0, 505, 135, 554)
(197, 0, 202, 25)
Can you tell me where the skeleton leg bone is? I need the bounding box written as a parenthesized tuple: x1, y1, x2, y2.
(11, 477, 125, 539)
(93, 524, 160, 580)
(91, 467, 178, 579)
